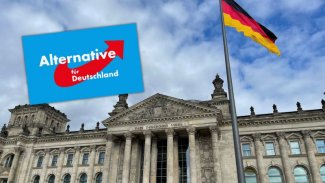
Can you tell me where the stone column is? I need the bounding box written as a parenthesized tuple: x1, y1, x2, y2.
(187, 127, 198, 183)
(129, 138, 140, 183)
(252, 133, 267, 183)
(103, 134, 114, 183)
(150, 136, 158, 183)
(143, 131, 152, 183)
(109, 139, 121, 183)
(71, 146, 81, 183)
(88, 145, 97, 183)
(302, 130, 322, 183)
(122, 132, 133, 183)
(40, 149, 50, 183)
(276, 132, 294, 183)
(166, 129, 174, 183)
(173, 135, 179, 183)
(25, 149, 36, 183)
(8, 147, 22, 183)
(15, 147, 29, 183)
(210, 126, 222, 183)
(0, 150, 2, 163)
(55, 148, 65, 183)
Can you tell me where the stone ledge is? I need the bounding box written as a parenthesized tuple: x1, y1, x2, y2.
(47, 166, 57, 168)
(63, 165, 73, 168)
(315, 153, 325, 156)
(79, 164, 89, 167)
(288, 154, 307, 158)
(242, 156, 256, 159)
(263, 155, 281, 159)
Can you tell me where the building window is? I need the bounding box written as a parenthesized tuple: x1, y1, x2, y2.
(4, 154, 14, 168)
(316, 140, 325, 153)
(66, 154, 73, 166)
(33, 175, 40, 183)
(63, 174, 71, 183)
(178, 138, 189, 183)
(82, 153, 89, 165)
(265, 142, 276, 155)
(48, 175, 55, 183)
(244, 168, 257, 183)
(320, 165, 325, 183)
(242, 143, 251, 156)
(294, 166, 310, 183)
(268, 167, 283, 183)
(95, 173, 102, 183)
(156, 139, 167, 183)
(51, 155, 58, 167)
(36, 155, 43, 167)
(79, 173, 87, 183)
(98, 152, 105, 164)
(290, 141, 301, 155)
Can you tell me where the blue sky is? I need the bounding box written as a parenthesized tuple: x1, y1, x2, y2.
(0, 0, 324, 130)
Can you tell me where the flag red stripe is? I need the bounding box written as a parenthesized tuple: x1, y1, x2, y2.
(222, 0, 274, 43)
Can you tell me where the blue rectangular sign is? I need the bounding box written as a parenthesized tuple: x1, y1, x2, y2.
(22, 23, 144, 104)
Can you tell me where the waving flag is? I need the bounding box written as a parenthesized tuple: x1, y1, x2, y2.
(221, 0, 280, 55)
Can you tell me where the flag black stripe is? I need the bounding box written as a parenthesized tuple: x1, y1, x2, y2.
(223, 0, 277, 41)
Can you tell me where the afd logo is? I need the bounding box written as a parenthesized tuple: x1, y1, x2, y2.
(22, 24, 143, 104)
(52, 40, 124, 87)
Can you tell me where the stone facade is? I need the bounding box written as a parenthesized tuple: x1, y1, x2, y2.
(0, 75, 324, 183)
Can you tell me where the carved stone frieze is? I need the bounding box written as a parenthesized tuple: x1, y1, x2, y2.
(187, 127, 196, 135)
(124, 132, 133, 139)
(108, 113, 217, 127)
(301, 130, 312, 138)
(221, 111, 325, 128)
(165, 129, 175, 136)
(143, 130, 152, 137)
(198, 134, 215, 183)
(103, 94, 219, 126)
(252, 133, 262, 141)
(127, 99, 201, 120)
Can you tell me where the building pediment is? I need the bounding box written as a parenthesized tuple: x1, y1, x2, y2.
(103, 93, 219, 126)
(261, 134, 277, 141)
(240, 136, 253, 142)
(312, 131, 325, 138)
(286, 132, 302, 139)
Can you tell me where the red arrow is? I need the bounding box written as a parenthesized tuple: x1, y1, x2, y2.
(54, 40, 124, 87)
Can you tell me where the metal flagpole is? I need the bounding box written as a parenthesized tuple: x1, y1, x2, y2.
(218, 0, 245, 182)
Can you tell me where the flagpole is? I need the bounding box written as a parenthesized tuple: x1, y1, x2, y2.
(218, 0, 245, 182)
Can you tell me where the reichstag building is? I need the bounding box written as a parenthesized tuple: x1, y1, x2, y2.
(0, 75, 325, 183)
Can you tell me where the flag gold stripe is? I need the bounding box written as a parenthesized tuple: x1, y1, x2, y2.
(223, 13, 281, 55)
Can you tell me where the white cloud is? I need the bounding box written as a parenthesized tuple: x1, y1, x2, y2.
(239, 0, 324, 20)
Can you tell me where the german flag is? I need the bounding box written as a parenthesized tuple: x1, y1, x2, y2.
(222, 0, 280, 55)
